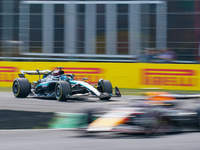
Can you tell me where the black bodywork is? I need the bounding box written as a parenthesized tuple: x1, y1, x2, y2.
(81, 101, 200, 135)
(124, 105, 200, 133)
(12, 68, 121, 101)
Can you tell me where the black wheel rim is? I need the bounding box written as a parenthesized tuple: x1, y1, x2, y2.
(141, 114, 159, 135)
(56, 84, 61, 98)
(13, 81, 19, 95)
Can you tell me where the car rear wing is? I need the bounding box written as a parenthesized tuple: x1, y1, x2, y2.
(20, 70, 51, 75)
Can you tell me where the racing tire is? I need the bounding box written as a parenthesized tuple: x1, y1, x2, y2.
(140, 112, 162, 136)
(142, 114, 172, 136)
(98, 80, 112, 100)
(12, 78, 30, 98)
(55, 81, 71, 101)
(155, 117, 172, 135)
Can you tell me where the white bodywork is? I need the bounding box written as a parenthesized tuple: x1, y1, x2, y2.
(20, 70, 51, 75)
(70, 80, 101, 96)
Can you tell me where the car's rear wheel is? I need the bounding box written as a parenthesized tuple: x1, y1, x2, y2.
(140, 112, 161, 136)
(55, 81, 71, 101)
(141, 112, 171, 136)
(12, 78, 30, 98)
(97, 80, 112, 100)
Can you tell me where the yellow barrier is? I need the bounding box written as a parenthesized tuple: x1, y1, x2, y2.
(0, 61, 199, 91)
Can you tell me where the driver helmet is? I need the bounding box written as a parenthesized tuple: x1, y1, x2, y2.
(60, 75, 68, 81)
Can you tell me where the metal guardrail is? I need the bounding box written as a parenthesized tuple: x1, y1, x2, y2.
(16, 53, 137, 62)
(20, 53, 136, 59)
(0, 53, 199, 63)
(158, 60, 199, 64)
(0, 56, 137, 63)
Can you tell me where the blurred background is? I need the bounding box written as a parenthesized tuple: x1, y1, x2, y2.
(0, 0, 200, 62)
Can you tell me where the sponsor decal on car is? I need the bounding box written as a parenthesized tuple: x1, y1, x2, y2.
(141, 69, 198, 87)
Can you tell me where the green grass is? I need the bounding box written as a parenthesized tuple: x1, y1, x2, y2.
(0, 87, 12, 92)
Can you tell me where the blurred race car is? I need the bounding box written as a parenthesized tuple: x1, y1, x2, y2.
(12, 67, 121, 101)
(78, 101, 200, 135)
(144, 91, 200, 101)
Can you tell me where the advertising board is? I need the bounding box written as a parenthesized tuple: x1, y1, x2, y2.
(0, 61, 199, 91)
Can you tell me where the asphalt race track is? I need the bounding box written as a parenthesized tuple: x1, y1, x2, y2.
(0, 92, 200, 150)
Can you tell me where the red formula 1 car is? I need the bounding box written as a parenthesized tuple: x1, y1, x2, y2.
(77, 94, 200, 135)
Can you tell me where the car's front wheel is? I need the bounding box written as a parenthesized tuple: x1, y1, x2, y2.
(97, 80, 112, 100)
(12, 78, 30, 98)
(55, 81, 71, 101)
